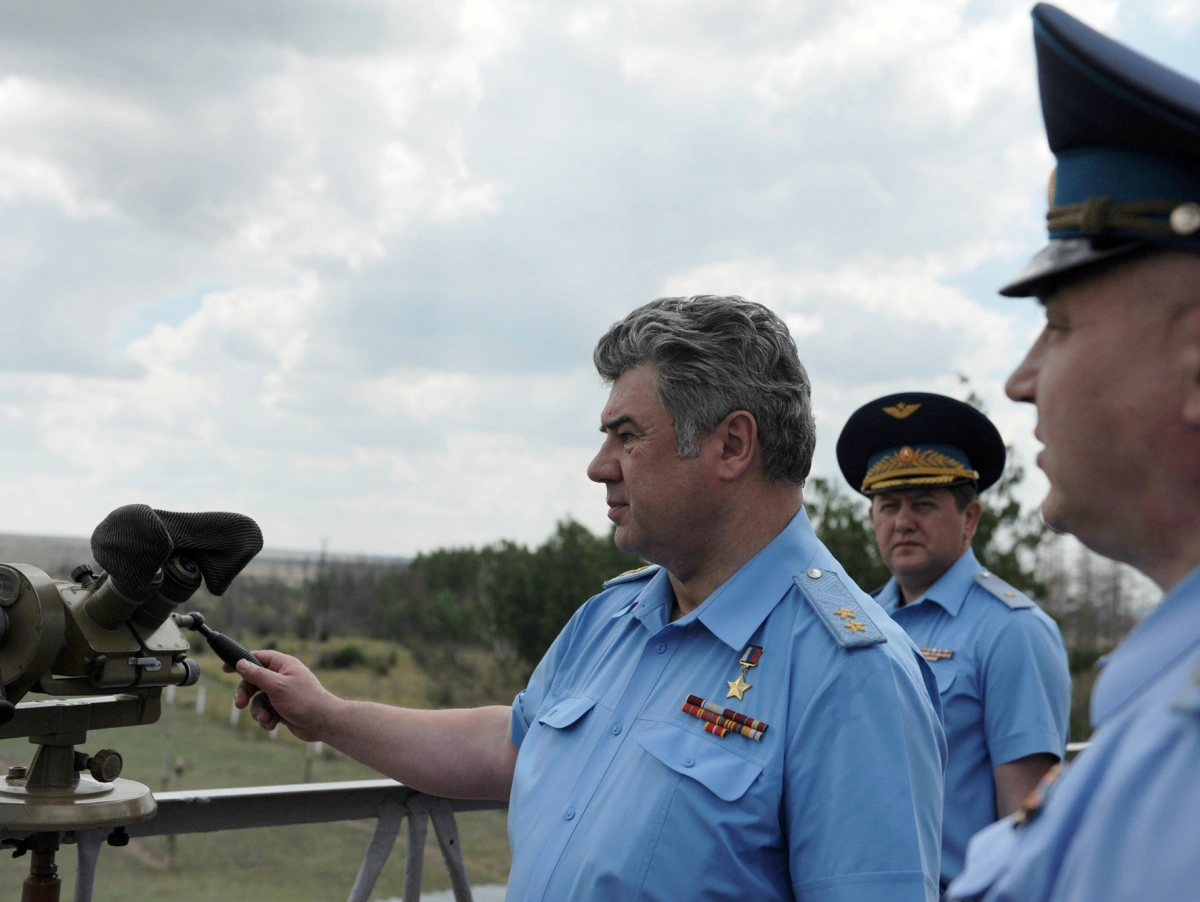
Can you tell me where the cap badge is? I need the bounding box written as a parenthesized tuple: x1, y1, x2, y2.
(861, 445, 979, 494)
(883, 402, 921, 419)
(1170, 202, 1200, 236)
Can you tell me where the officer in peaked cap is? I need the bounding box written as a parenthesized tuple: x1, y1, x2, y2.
(838, 393, 1069, 892)
(949, 6, 1200, 902)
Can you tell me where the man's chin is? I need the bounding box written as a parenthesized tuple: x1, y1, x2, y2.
(1039, 491, 1071, 537)
(887, 549, 929, 572)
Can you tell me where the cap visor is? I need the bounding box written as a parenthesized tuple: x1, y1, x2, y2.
(998, 238, 1147, 297)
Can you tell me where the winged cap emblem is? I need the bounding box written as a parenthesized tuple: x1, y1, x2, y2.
(883, 402, 921, 419)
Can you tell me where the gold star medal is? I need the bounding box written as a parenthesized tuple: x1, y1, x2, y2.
(726, 644, 763, 700)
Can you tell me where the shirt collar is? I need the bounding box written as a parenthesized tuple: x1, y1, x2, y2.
(632, 505, 822, 651)
(884, 547, 979, 617)
(1090, 561, 1200, 726)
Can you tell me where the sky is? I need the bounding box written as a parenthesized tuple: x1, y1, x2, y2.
(0, 0, 1197, 556)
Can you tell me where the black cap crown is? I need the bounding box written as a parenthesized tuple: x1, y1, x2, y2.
(836, 393, 1006, 497)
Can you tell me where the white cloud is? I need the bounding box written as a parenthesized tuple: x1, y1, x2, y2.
(0, 0, 1191, 559)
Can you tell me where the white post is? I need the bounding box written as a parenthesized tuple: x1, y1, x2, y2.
(269, 726, 279, 740)
(196, 684, 207, 716)
(229, 698, 240, 727)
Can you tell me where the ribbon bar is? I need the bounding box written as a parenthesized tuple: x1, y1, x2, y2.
(682, 695, 768, 741)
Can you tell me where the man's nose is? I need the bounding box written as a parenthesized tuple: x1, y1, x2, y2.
(1006, 331, 1044, 404)
(587, 440, 619, 484)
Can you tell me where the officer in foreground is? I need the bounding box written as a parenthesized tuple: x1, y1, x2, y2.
(948, 5, 1200, 900)
(837, 392, 1070, 891)
(235, 295, 947, 901)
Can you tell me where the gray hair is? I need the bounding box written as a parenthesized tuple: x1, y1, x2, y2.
(594, 295, 816, 486)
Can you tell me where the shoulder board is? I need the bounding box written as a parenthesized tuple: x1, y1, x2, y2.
(973, 570, 1036, 610)
(603, 564, 661, 589)
(793, 568, 887, 649)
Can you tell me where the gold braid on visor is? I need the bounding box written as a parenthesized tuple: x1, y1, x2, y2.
(1046, 196, 1200, 238)
(861, 447, 979, 494)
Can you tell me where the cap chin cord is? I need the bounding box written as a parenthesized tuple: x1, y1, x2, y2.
(1048, 197, 1200, 239)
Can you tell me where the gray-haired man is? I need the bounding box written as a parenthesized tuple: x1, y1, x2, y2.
(234, 295, 947, 901)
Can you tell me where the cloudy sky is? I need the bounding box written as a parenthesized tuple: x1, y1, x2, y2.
(0, 0, 1196, 556)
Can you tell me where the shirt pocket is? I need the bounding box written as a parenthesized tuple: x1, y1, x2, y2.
(537, 694, 597, 730)
(636, 721, 762, 802)
(933, 662, 958, 695)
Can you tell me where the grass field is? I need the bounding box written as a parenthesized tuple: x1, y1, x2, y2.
(0, 640, 519, 901)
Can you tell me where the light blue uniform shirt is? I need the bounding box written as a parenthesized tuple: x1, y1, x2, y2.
(948, 563, 1200, 901)
(507, 507, 947, 902)
(876, 548, 1070, 883)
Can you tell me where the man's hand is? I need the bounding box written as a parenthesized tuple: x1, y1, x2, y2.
(225, 650, 339, 743)
(226, 649, 517, 800)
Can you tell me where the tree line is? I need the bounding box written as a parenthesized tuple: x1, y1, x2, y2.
(205, 401, 1150, 739)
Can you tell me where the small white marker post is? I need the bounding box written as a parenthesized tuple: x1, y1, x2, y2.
(195, 684, 207, 716)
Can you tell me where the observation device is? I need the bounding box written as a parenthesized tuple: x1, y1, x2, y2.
(0, 504, 264, 900)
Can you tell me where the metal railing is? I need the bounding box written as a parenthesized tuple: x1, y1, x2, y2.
(3, 746, 1094, 902)
(0, 780, 507, 902)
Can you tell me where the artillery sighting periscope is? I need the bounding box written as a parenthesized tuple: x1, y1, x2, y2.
(0, 504, 264, 901)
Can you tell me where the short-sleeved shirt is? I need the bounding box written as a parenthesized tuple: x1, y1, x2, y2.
(875, 548, 1070, 883)
(507, 507, 947, 902)
(948, 563, 1200, 902)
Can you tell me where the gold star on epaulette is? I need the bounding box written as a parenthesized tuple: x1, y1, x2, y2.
(844, 621, 866, 634)
(834, 607, 855, 620)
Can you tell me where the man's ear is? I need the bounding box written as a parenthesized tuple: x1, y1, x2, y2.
(709, 410, 758, 482)
(962, 498, 984, 540)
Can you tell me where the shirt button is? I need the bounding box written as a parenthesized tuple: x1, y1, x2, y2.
(682, 757, 695, 767)
(654, 642, 666, 654)
(564, 808, 575, 820)
(610, 723, 622, 735)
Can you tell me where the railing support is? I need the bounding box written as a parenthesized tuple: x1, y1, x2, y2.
(71, 830, 105, 902)
(346, 796, 405, 902)
(0, 781, 507, 902)
(429, 799, 473, 902)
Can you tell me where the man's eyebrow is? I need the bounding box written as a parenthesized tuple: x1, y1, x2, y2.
(600, 415, 638, 433)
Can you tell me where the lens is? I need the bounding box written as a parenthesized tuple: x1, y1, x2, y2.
(131, 555, 204, 631)
(0, 568, 19, 604)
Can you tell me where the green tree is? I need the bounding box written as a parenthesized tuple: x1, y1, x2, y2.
(958, 377, 1047, 597)
(490, 519, 642, 671)
(805, 477, 891, 592)
(375, 547, 489, 646)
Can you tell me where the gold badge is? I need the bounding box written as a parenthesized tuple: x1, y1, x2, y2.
(883, 402, 921, 419)
(898, 445, 916, 463)
(726, 644, 763, 701)
(726, 673, 751, 701)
